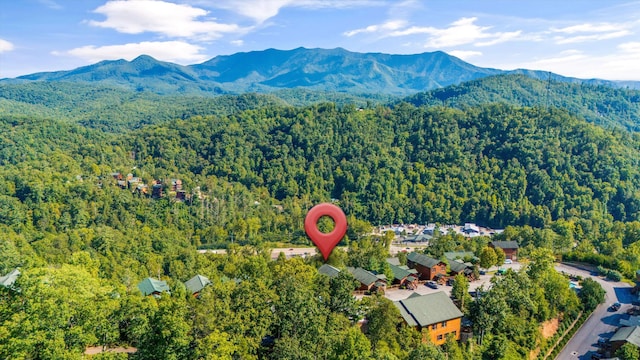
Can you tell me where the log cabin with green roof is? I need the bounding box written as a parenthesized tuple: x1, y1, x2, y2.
(184, 274, 211, 297)
(137, 277, 171, 298)
(347, 267, 387, 293)
(406, 252, 447, 281)
(394, 291, 464, 345)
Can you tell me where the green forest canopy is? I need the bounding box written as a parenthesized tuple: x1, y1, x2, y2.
(0, 80, 637, 358)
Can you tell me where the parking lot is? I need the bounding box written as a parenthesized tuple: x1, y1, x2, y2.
(381, 262, 522, 301)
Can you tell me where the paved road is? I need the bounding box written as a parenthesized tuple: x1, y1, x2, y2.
(555, 263, 633, 360)
(267, 244, 429, 259)
(197, 244, 430, 260)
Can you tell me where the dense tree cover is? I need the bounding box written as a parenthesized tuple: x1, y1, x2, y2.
(0, 90, 636, 358)
(0, 83, 391, 132)
(0, 244, 460, 359)
(406, 74, 640, 131)
(124, 102, 640, 228)
(467, 249, 582, 358)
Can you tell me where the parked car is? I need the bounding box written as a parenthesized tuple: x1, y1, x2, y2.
(478, 270, 486, 275)
(609, 302, 621, 311)
(425, 281, 438, 289)
(504, 259, 513, 264)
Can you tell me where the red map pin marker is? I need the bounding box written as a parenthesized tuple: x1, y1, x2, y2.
(304, 203, 347, 261)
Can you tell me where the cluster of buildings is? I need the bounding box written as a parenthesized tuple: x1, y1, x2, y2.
(319, 258, 467, 345)
(0, 267, 212, 300)
(377, 223, 504, 243)
(317, 241, 521, 346)
(137, 274, 212, 298)
(105, 172, 189, 201)
(318, 250, 484, 345)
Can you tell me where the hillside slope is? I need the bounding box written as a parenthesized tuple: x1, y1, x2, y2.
(6, 48, 637, 96)
(405, 74, 640, 131)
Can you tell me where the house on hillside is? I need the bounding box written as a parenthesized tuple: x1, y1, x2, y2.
(318, 264, 341, 278)
(394, 292, 464, 345)
(184, 274, 211, 297)
(387, 263, 419, 289)
(136, 183, 149, 195)
(406, 252, 447, 281)
(127, 176, 143, 190)
(176, 190, 187, 201)
(610, 326, 640, 353)
(348, 267, 387, 293)
(170, 179, 183, 192)
(0, 268, 20, 290)
(151, 181, 163, 198)
(137, 278, 170, 298)
(490, 241, 519, 261)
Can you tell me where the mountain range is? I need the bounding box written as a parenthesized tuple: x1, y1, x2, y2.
(4, 47, 639, 96)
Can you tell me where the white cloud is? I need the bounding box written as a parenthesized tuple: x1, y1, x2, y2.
(0, 38, 14, 53)
(549, 21, 634, 44)
(199, 0, 385, 23)
(551, 23, 627, 34)
(344, 20, 407, 37)
(448, 50, 482, 60)
(527, 50, 588, 66)
(230, 39, 244, 46)
(619, 41, 640, 53)
(38, 0, 62, 9)
(554, 30, 630, 44)
(53, 41, 208, 64)
(208, 0, 294, 23)
(515, 44, 640, 81)
(344, 17, 523, 48)
(419, 17, 522, 48)
(475, 31, 522, 46)
(89, 0, 244, 39)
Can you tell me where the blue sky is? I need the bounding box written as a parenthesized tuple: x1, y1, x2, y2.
(1, 0, 640, 80)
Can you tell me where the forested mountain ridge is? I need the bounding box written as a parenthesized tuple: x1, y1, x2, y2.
(4, 47, 639, 96)
(2, 102, 639, 246)
(0, 82, 396, 131)
(405, 74, 640, 132)
(3, 72, 640, 133)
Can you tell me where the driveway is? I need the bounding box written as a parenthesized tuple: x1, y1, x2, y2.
(554, 263, 633, 360)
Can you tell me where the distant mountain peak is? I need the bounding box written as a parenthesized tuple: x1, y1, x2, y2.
(3, 47, 638, 95)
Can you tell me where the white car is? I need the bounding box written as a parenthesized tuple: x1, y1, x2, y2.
(504, 259, 513, 264)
